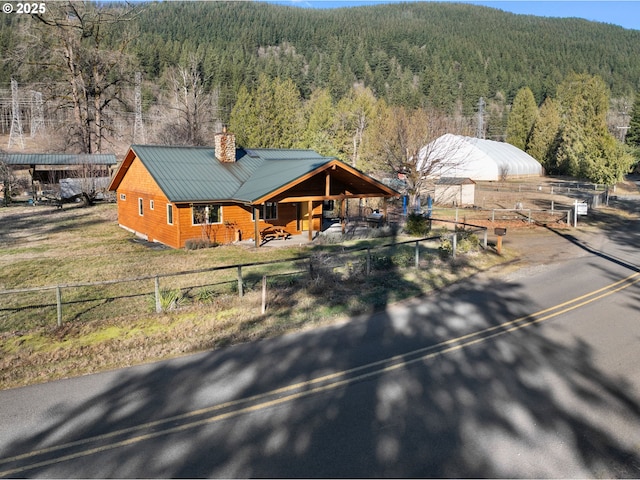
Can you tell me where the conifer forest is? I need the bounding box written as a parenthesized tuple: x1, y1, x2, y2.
(1, 1, 639, 183)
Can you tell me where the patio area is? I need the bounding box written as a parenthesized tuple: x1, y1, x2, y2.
(239, 218, 399, 248)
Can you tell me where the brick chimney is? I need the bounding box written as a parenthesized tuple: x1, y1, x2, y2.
(214, 127, 236, 163)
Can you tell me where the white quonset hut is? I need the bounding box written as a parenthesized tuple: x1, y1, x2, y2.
(418, 134, 543, 181)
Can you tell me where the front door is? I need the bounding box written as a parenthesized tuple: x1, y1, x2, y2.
(299, 202, 310, 231)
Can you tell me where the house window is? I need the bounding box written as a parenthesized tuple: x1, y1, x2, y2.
(254, 202, 278, 221)
(119, 193, 126, 201)
(264, 202, 278, 220)
(138, 198, 144, 216)
(167, 204, 173, 225)
(150, 200, 155, 210)
(192, 205, 222, 225)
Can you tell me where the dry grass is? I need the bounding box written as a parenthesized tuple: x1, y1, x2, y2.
(0, 201, 514, 389)
(3, 173, 636, 390)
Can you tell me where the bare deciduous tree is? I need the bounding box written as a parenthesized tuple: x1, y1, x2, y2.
(157, 54, 219, 146)
(17, 1, 139, 153)
(64, 161, 112, 206)
(368, 106, 469, 210)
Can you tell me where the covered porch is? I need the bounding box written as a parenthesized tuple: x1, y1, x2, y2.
(248, 160, 398, 247)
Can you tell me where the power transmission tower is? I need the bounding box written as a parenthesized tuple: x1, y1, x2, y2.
(133, 72, 146, 143)
(8, 79, 24, 149)
(30, 90, 45, 138)
(476, 97, 485, 139)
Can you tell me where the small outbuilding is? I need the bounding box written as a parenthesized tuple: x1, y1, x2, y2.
(434, 177, 476, 206)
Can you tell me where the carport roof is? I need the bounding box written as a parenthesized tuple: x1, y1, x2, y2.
(3, 153, 117, 166)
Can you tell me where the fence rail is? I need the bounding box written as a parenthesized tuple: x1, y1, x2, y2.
(0, 225, 488, 329)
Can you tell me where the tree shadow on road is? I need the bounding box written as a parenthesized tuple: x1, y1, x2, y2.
(2, 267, 639, 478)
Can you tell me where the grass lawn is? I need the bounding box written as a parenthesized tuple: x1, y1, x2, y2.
(0, 202, 511, 390)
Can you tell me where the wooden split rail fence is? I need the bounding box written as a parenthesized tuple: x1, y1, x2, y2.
(0, 222, 488, 329)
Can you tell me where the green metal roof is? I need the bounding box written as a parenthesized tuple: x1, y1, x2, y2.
(4, 153, 117, 165)
(129, 145, 335, 204)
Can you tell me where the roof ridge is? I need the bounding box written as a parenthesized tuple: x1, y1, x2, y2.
(132, 144, 214, 150)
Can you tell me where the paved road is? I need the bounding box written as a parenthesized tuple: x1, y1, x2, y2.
(1, 208, 639, 477)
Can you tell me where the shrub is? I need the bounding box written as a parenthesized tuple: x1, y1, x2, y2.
(185, 238, 219, 250)
(149, 287, 188, 312)
(392, 250, 414, 268)
(438, 237, 453, 260)
(437, 227, 453, 260)
(194, 287, 216, 303)
(457, 230, 481, 253)
(404, 213, 430, 237)
(438, 228, 481, 259)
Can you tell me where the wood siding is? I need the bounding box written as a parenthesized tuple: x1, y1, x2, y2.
(116, 157, 180, 248)
(175, 202, 313, 247)
(114, 156, 324, 248)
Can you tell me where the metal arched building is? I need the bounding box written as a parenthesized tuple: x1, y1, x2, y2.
(418, 134, 543, 181)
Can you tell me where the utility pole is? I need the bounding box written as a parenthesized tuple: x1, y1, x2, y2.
(476, 97, 485, 139)
(8, 79, 24, 150)
(133, 72, 146, 144)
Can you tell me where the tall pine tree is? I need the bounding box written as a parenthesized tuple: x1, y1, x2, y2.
(626, 94, 640, 148)
(555, 73, 633, 184)
(505, 87, 538, 151)
(526, 97, 561, 172)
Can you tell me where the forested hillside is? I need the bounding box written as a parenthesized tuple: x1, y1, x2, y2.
(1, 0, 639, 183)
(130, 1, 640, 114)
(3, 1, 640, 113)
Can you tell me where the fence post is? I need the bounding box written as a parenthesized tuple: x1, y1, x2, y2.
(414, 241, 420, 268)
(451, 233, 457, 259)
(483, 229, 488, 249)
(366, 247, 371, 276)
(261, 275, 267, 314)
(237, 266, 244, 297)
(154, 276, 161, 313)
(492, 210, 495, 222)
(56, 285, 62, 327)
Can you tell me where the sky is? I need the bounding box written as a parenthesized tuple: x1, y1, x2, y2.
(266, 1, 640, 31)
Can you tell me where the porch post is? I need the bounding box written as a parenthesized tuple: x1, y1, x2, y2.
(341, 197, 346, 234)
(308, 200, 313, 241)
(254, 205, 260, 247)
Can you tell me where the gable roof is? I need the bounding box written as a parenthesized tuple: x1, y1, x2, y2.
(109, 145, 396, 204)
(436, 177, 476, 185)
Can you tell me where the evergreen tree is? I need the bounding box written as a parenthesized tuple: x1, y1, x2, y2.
(626, 94, 640, 148)
(301, 88, 338, 156)
(229, 74, 303, 148)
(555, 73, 632, 184)
(527, 97, 561, 172)
(505, 87, 538, 150)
